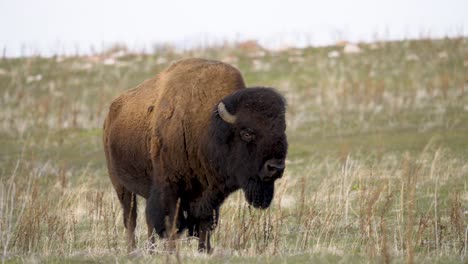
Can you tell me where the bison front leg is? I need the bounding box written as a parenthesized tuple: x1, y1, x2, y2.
(198, 221, 212, 253)
(146, 184, 182, 252)
(188, 207, 219, 253)
(145, 212, 156, 252)
(189, 188, 224, 253)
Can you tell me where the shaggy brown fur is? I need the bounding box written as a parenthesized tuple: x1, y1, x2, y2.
(103, 58, 287, 253)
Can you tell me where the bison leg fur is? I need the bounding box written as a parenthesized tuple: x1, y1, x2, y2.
(146, 184, 184, 250)
(197, 220, 213, 253)
(190, 208, 218, 253)
(145, 211, 156, 253)
(113, 185, 137, 252)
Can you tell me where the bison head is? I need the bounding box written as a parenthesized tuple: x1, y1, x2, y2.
(205, 87, 288, 209)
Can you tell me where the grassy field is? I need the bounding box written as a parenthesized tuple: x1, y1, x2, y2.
(0, 38, 467, 263)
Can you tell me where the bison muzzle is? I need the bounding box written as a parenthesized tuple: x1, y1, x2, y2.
(103, 58, 288, 253)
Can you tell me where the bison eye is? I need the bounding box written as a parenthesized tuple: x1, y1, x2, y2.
(240, 129, 255, 142)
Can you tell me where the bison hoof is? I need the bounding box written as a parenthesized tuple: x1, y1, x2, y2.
(198, 246, 213, 254)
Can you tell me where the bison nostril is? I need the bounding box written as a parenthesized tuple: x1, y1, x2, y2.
(267, 165, 275, 172)
(267, 164, 283, 172)
(262, 159, 285, 181)
(270, 164, 284, 170)
(265, 159, 285, 170)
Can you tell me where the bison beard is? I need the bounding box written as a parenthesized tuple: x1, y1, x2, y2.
(244, 179, 275, 209)
(103, 58, 288, 253)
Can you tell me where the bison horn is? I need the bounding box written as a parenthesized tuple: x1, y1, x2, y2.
(218, 102, 236, 124)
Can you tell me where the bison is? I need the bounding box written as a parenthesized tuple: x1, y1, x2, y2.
(103, 58, 288, 253)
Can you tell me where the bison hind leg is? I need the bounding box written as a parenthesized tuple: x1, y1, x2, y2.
(115, 185, 138, 252)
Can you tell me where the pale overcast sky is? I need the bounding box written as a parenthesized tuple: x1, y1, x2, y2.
(1, 0, 467, 56)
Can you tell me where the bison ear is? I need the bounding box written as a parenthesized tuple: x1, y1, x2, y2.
(218, 102, 236, 124)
